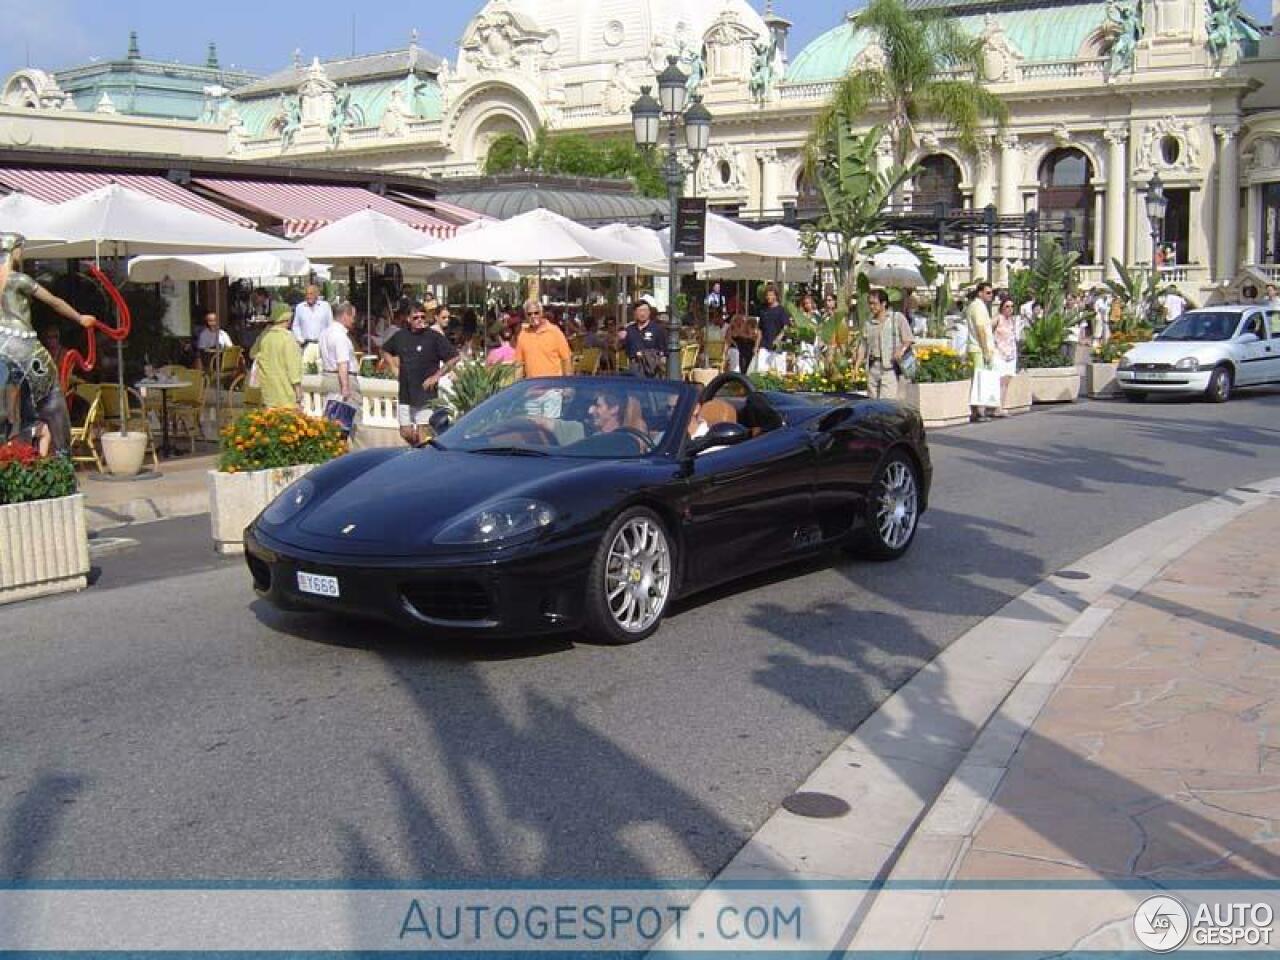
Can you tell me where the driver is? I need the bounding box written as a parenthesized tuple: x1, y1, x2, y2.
(589, 391, 624, 434)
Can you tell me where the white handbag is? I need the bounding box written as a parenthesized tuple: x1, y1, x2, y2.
(969, 368, 1002, 407)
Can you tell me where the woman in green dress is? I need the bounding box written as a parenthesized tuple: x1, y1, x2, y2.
(0, 233, 97, 455)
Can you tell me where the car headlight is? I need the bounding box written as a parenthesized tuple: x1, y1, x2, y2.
(261, 477, 316, 525)
(1117, 356, 1133, 370)
(434, 499, 557, 545)
(1174, 357, 1201, 372)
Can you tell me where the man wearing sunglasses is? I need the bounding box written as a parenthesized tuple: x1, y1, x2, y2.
(514, 298, 573, 419)
(380, 302, 459, 445)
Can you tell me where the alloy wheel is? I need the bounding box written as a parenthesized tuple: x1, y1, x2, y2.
(605, 517, 672, 634)
(876, 460, 919, 551)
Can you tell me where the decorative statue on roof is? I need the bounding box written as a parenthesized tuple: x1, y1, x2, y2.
(681, 41, 707, 97)
(328, 85, 355, 147)
(278, 95, 302, 149)
(1207, 0, 1260, 62)
(749, 34, 777, 104)
(0, 234, 97, 455)
(1104, 0, 1143, 76)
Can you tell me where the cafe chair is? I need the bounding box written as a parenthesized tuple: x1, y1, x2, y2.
(680, 342, 700, 380)
(574, 347, 602, 375)
(705, 339, 727, 371)
(68, 384, 104, 473)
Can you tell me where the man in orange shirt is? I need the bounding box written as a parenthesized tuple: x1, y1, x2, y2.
(514, 300, 573, 378)
(514, 299, 573, 419)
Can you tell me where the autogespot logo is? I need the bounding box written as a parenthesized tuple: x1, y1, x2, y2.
(1134, 895, 1191, 953)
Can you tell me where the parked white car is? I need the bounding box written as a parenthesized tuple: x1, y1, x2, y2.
(1115, 305, 1280, 402)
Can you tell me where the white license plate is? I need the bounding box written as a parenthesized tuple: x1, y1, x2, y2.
(1134, 373, 1174, 382)
(296, 571, 340, 598)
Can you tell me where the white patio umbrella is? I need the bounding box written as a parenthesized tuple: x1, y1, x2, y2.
(27, 184, 297, 259)
(301, 209, 440, 351)
(416, 261, 520, 284)
(128, 250, 312, 283)
(25, 185, 298, 435)
(417, 208, 638, 269)
(0, 191, 63, 244)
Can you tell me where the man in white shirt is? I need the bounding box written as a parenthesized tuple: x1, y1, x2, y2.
(291, 285, 334, 345)
(1161, 290, 1186, 323)
(319, 301, 359, 408)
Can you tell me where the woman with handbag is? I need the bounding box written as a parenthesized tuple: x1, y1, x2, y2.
(992, 297, 1019, 417)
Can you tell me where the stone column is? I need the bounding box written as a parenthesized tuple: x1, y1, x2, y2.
(972, 138, 996, 281)
(1216, 123, 1241, 282)
(1247, 183, 1262, 266)
(1104, 126, 1128, 278)
(997, 132, 1021, 282)
(758, 148, 781, 217)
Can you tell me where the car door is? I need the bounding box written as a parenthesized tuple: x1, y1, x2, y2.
(809, 404, 887, 539)
(1234, 311, 1270, 386)
(681, 426, 816, 590)
(1262, 310, 1280, 385)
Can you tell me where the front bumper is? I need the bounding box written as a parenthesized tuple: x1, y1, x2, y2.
(244, 525, 597, 637)
(1116, 369, 1213, 395)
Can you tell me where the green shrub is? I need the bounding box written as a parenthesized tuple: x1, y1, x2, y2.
(0, 442, 77, 505)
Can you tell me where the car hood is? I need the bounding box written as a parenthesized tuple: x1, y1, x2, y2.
(279, 448, 618, 556)
(1124, 340, 1230, 363)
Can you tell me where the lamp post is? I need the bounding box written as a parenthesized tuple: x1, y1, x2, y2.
(1145, 172, 1168, 324)
(632, 58, 712, 380)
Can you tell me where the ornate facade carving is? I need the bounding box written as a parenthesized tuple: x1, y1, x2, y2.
(298, 57, 336, 129)
(698, 142, 749, 195)
(1, 69, 72, 111)
(602, 61, 638, 116)
(1134, 114, 1203, 173)
(458, 3, 547, 78)
(703, 5, 759, 83)
(980, 14, 1023, 84)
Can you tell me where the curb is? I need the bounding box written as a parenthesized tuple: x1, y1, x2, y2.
(85, 490, 210, 533)
(669, 476, 1280, 952)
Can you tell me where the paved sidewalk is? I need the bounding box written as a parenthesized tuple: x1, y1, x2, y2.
(79, 451, 216, 532)
(854, 498, 1280, 952)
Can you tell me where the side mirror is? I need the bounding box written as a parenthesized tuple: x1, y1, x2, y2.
(1238, 332, 1259, 344)
(428, 409, 452, 436)
(688, 420, 749, 456)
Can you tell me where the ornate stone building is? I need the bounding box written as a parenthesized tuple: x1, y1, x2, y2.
(5, 0, 1280, 299)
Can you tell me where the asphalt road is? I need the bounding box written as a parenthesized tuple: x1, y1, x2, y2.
(4, 392, 1280, 883)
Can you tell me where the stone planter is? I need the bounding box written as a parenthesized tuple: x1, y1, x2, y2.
(0, 493, 90, 605)
(1027, 367, 1081, 404)
(1003, 370, 1032, 415)
(1087, 362, 1120, 399)
(902, 379, 971, 428)
(208, 463, 317, 555)
(100, 430, 149, 477)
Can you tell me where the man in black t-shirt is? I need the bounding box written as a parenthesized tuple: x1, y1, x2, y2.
(756, 284, 791, 375)
(380, 302, 459, 445)
(620, 301, 669, 378)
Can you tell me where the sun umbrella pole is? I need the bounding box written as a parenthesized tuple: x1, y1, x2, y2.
(366, 262, 374, 356)
(101, 242, 127, 437)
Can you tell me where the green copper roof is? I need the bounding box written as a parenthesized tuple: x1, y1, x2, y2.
(787, 1, 1110, 84)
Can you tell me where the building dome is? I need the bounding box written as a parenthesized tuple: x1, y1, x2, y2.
(462, 0, 769, 74)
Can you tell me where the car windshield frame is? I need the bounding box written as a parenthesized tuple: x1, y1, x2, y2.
(432, 377, 698, 460)
(1157, 311, 1245, 342)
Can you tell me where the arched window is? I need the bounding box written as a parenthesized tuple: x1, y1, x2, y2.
(913, 154, 963, 213)
(1038, 148, 1095, 263)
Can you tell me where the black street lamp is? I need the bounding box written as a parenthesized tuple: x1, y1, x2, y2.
(632, 57, 712, 380)
(1145, 171, 1168, 271)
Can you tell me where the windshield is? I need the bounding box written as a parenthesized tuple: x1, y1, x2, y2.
(1158, 311, 1242, 342)
(434, 379, 689, 459)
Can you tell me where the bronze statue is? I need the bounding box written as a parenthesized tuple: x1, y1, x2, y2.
(0, 233, 96, 455)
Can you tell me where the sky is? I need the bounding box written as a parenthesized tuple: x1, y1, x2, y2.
(0, 0, 1273, 80)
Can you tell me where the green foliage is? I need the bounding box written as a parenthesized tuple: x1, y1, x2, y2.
(485, 129, 665, 198)
(926, 284, 953, 338)
(1103, 258, 1175, 333)
(811, 0, 1007, 166)
(1029, 239, 1079, 317)
(0, 442, 77, 505)
(1020, 310, 1072, 368)
(218, 407, 347, 473)
(1007, 267, 1035, 311)
(483, 134, 530, 174)
(439, 360, 518, 416)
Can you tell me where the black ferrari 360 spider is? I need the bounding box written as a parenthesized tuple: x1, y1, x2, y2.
(245, 373, 931, 644)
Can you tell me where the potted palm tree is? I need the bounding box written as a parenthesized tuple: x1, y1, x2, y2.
(1089, 259, 1163, 398)
(1022, 310, 1081, 403)
(0, 440, 88, 604)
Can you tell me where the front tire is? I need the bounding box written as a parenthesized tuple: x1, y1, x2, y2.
(1205, 365, 1232, 403)
(582, 507, 675, 645)
(852, 451, 921, 561)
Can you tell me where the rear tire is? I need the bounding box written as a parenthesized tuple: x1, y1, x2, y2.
(1205, 365, 1232, 403)
(850, 450, 921, 561)
(582, 507, 675, 645)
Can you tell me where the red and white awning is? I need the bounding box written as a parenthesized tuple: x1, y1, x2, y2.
(192, 178, 459, 239)
(0, 167, 254, 226)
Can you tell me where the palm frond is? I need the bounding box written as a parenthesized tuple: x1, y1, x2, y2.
(917, 79, 1008, 155)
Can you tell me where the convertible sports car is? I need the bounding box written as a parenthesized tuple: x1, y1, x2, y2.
(245, 373, 931, 644)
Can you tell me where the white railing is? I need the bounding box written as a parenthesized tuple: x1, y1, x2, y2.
(779, 81, 839, 101)
(1077, 265, 1105, 288)
(561, 104, 607, 120)
(300, 375, 401, 448)
(1018, 58, 1106, 82)
(1249, 264, 1280, 282)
